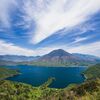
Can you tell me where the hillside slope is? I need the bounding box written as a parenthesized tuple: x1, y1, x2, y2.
(0, 49, 100, 67)
(0, 64, 100, 100)
(0, 78, 100, 100)
(0, 67, 19, 80)
(83, 64, 100, 80)
(31, 49, 100, 67)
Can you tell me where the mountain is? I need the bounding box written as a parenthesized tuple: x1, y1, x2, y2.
(0, 49, 100, 66)
(0, 55, 40, 66)
(73, 53, 100, 62)
(32, 49, 100, 67)
(39, 49, 79, 62)
(0, 55, 40, 62)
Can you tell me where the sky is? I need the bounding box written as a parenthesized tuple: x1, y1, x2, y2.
(0, 0, 100, 56)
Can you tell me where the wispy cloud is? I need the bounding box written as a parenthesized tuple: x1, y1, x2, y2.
(0, 0, 100, 44)
(0, 40, 35, 56)
(73, 36, 90, 43)
(0, 39, 100, 57)
(0, 39, 62, 56)
(0, 0, 18, 28)
(22, 0, 100, 44)
(35, 41, 100, 57)
(0, 0, 100, 57)
(68, 41, 100, 57)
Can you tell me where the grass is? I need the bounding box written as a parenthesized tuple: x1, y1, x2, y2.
(0, 67, 19, 80)
(83, 63, 100, 80)
(0, 64, 100, 100)
(0, 78, 100, 100)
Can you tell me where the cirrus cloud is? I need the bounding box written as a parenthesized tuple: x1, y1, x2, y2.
(0, 40, 35, 56)
(0, 0, 18, 28)
(22, 0, 100, 44)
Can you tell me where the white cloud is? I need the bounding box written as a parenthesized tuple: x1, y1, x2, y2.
(0, 40, 61, 56)
(0, 0, 100, 57)
(73, 37, 89, 43)
(37, 41, 100, 57)
(0, 40, 100, 57)
(67, 41, 100, 57)
(22, 0, 100, 44)
(0, 0, 18, 28)
(0, 40, 35, 56)
(0, 0, 100, 44)
(35, 41, 100, 57)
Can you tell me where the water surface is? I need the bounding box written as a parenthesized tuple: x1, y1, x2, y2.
(3, 65, 87, 88)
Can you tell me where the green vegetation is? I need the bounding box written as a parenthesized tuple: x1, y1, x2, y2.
(0, 78, 100, 100)
(0, 67, 19, 80)
(24, 61, 93, 67)
(83, 63, 100, 80)
(0, 64, 100, 100)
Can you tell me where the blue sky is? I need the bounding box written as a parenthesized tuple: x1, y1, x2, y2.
(0, 0, 100, 56)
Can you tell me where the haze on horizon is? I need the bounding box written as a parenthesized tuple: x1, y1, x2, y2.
(0, 0, 100, 57)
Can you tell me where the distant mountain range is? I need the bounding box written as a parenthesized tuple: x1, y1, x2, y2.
(0, 55, 40, 62)
(0, 55, 40, 66)
(34, 49, 100, 66)
(0, 49, 100, 66)
(72, 53, 100, 62)
(37, 49, 100, 62)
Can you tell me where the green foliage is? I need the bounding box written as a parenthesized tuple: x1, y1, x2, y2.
(0, 64, 100, 100)
(0, 79, 100, 100)
(0, 79, 59, 100)
(72, 79, 100, 96)
(40, 77, 55, 89)
(83, 63, 100, 79)
(0, 67, 19, 80)
(26, 61, 93, 67)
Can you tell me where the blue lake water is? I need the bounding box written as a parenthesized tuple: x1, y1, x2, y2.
(3, 65, 87, 88)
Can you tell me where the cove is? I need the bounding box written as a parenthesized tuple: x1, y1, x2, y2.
(4, 65, 87, 88)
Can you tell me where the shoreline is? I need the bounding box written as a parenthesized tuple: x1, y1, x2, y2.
(17, 64, 88, 68)
(0, 72, 21, 81)
(81, 73, 88, 81)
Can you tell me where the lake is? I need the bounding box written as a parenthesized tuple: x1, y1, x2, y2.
(4, 65, 87, 88)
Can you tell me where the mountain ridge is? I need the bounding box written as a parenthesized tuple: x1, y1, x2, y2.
(38, 49, 100, 62)
(38, 49, 79, 62)
(0, 49, 100, 66)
